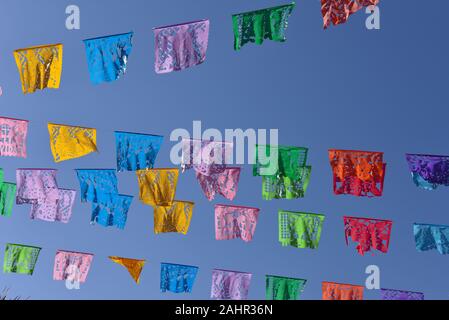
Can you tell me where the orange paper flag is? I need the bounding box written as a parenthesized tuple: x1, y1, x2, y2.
(109, 256, 146, 284)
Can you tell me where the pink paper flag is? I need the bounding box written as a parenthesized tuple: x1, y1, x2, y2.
(53, 250, 94, 283)
(0, 116, 28, 158)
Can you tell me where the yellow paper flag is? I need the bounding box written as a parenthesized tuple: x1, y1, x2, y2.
(48, 123, 97, 162)
(14, 44, 63, 94)
(154, 200, 194, 235)
(136, 168, 179, 207)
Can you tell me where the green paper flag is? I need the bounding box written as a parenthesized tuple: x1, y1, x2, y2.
(3, 244, 41, 275)
(254, 145, 311, 200)
(0, 168, 16, 217)
(279, 210, 325, 249)
(262, 166, 311, 200)
(0, 182, 16, 217)
(232, 3, 296, 51)
(266, 275, 307, 300)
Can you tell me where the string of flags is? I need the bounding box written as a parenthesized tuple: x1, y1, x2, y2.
(0, 134, 443, 300)
(6, 1, 382, 96)
(0, 241, 426, 300)
(0, 1, 444, 300)
(0, 113, 448, 299)
(0, 118, 448, 297)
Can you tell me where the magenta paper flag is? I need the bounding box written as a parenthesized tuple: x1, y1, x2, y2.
(196, 167, 241, 201)
(53, 250, 94, 283)
(211, 269, 252, 300)
(181, 138, 233, 176)
(215, 204, 260, 242)
(16, 169, 59, 205)
(0, 116, 28, 158)
(30, 189, 76, 223)
(153, 19, 210, 74)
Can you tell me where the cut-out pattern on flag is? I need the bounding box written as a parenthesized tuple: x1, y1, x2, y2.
(329, 149, 386, 197)
(215, 204, 260, 242)
(266, 275, 307, 300)
(75, 169, 118, 203)
(405, 153, 449, 190)
(181, 138, 233, 176)
(3, 243, 41, 275)
(344, 216, 393, 256)
(76, 169, 132, 229)
(30, 188, 76, 223)
(0, 182, 16, 217)
(13, 44, 63, 94)
(91, 194, 133, 229)
(262, 166, 311, 200)
(211, 269, 252, 300)
(109, 256, 146, 284)
(0, 116, 28, 158)
(232, 3, 296, 51)
(254, 145, 311, 200)
(115, 132, 163, 172)
(160, 263, 199, 293)
(136, 168, 179, 207)
(254, 145, 308, 177)
(196, 167, 240, 201)
(0, 168, 16, 217)
(279, 210, 325, 249)
(53, 250, 94, 283)
(322, 282, 364, 300)
(321, 0, 379, 29)
(414, 223, 449, 255)
(83, 32, 133, 85)
(381, 288, 424, 300)
(154, 19, 210, 74)
(154, 200, 194, 235)
(16, 169, 75, 223)
(48, 123, 97, 162)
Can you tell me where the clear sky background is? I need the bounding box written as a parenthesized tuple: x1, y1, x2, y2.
(0, 0, 448, 300)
